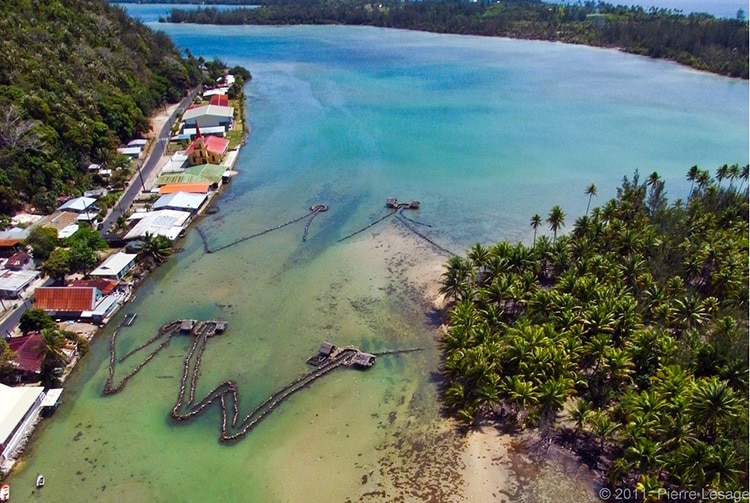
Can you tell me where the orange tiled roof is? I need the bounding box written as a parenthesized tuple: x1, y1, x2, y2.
(0, 238, 21, 247)
(159, 183, 211, 194)
(34, 287, 97, 312)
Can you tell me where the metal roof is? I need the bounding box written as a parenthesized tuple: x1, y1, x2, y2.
(58, 197, 96, 212)
(0, 383, 44, 444)
(90, 252, 137, 277)
(154, 192, 207, 211)
(34, 287, 98, 312)
(182, 104, 234, 121)
(123, 210, 190, 241)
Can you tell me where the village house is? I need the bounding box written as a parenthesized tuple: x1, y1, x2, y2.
(182, 104, 234, 129)
(33, 286, 102, 319)
(124, 209, 191, 242)
(89, 252, 137, 281)
(6, 332, 45, 381)
(153, 192, 207, 214)
(70, 278, 119, 296)
(0, 228, 27, 258)
(4, 252, 32, 272)
(0, 270, 40, 300)
(159, 182, 211, 195)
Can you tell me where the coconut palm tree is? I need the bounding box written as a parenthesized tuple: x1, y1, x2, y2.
(440, 255, 472, 302)
(139, 232, 173, 264)
(715, 164, 729, 188)
(546, 205, 566, 243)
(41, 327, 69, 367)
(738, 164, 748, 192)
(689, 377, 740, 440)
(584, 183, 597, 215)
(686, 165, 699, 200)
(529, 214, 542, 244)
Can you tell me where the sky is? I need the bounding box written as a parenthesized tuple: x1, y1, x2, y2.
(553, 0, 748, 18)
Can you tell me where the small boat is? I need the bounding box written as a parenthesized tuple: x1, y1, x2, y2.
(36, 474, 45, 488)
(0, 483, 9, 501)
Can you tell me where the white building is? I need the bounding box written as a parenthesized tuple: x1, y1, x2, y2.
(90, 252, 138, 280)
(0, 383, 45, 463)
(124, 210, 191, 241)
(182, 105, 234, 129)
(153, 192, 207, 214)
(0, 270, 40, 299)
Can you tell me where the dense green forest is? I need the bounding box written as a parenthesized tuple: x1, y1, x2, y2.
(165, 0, 749, 79)
(439, 166, 749, 497)
(0, 0, 206, 218)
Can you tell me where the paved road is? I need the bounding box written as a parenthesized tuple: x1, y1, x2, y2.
(0, 278, 53, 338)
(100, 87, 201, 237)
(1, 89, 201, 337)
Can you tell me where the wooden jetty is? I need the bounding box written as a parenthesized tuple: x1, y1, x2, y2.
(386, 197, 420, 210)
(306, 342, 376, 369)
(180, 319, 196, 333)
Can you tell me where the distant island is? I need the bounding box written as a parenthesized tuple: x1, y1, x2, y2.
(159, 0, 749, 79)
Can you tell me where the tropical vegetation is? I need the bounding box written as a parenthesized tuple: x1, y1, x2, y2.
(438, 165, 748, 496)
(0, 0, 207, 219)
(165, 0, 749, 78)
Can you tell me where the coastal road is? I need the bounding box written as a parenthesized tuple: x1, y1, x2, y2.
(99, 87, 201, 238)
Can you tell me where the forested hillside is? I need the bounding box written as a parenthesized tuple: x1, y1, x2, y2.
(0, 0, 204, 218)
(166, 0, 749, 79)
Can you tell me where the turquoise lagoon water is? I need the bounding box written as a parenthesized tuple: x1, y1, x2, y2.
(7, 12, 748, 503)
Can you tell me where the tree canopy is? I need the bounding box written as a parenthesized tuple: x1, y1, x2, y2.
(0, 0, 205, 218)
(439, 166, 749, 495)
(165, 0, 749, 79)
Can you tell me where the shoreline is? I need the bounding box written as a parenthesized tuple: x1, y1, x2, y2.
(0, 87, 246, 477)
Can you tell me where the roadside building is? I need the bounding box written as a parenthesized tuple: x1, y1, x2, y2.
(153, 192, 207, 214)
(182, 104, 234, 129)
(34, 287, 101, 319)
(4, 252, 32, 271)
(156, 164, 226, 187)
(127, 139, 148, 148)
(89, 252, 137, 280)
(0, 270, 40, 299)
(0, 383, 45, 464)
(57, 197, 97, 214)
(209, 95, 229, 107)
(117, 146, 142, 159)
(160, 152, 189, 174)
(70, 279, 119, 296)
(159, 182, 211, 195)
(123, 210, 191, 241)
(6, 332, 45, 381)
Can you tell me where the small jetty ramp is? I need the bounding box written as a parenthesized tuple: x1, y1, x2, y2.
(103, 319, 422, 443)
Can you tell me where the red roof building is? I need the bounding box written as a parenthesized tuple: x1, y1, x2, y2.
(185, 127, 230, 166)
(5, 252, 32, 271)
(34, 287, 100, 317)
(8, 333, 45, 375)
(209, 95, 229, 106)
(70, 279, 119, 296)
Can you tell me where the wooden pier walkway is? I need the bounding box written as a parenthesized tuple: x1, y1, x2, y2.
(103, 319, 422, 443)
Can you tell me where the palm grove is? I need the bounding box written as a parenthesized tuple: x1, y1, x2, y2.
(439, 165, 748, 496)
